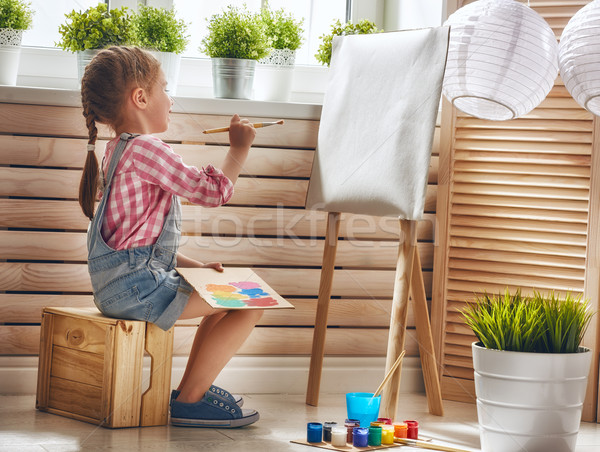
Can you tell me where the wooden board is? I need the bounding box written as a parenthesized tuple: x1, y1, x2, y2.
(1, 324, 421, 357)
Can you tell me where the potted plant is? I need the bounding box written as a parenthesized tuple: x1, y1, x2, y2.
(0, 0, 34, 85)
(201, 4, 270, 99)
(131, 4, 188, 96)
(462, 289, 594, 452)
(56, 3, 133, 83)
(315, 19, 382, 67)
(254, 3, 304, 102)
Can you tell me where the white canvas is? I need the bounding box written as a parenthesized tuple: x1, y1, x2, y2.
(305, 27, 450, 219)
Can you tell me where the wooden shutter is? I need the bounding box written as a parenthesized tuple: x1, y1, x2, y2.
(433, 0, 600, 422)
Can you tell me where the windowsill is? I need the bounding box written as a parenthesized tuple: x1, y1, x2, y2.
(2, 47, 325, 120)
(0, 84, 323, 120)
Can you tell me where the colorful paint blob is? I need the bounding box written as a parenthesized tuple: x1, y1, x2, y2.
(205, 281, 278, 308)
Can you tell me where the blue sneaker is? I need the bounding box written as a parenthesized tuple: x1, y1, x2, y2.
(170, 385, 244, 407)
(170, 391, 259, 428)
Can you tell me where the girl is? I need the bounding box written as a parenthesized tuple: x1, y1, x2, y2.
(80, 46, 263, 428)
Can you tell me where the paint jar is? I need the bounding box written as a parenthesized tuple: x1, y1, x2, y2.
(405, 420, 419, 439)
(370, 421, 385, 427)
(381, 425, 395, 445)
(345, 419, 360, 443)
(368, 426, 382, 446)
(346, 392, 381, 427)
(323, 422, 337, 442)
(394, 422, 408, 438)
(307, 422, 323, 443)
(331, 427, 347, 447)
(353, 427, 369, 447)
(377, 417, 393, 425)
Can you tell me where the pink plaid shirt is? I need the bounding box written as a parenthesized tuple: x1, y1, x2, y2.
(100, 134, 233, 250)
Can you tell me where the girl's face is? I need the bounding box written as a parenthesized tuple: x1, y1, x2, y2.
(146, 71, 173, 133)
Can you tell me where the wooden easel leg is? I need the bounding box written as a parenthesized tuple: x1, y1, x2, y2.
(411, 251, 444, 416)
(380, 219, 417, 419)
(306, 211, 341, 406)
(140, 323, 174, 426)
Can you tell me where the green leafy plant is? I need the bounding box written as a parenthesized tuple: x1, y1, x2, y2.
(56, 3, 133, 52)
(462, 288, 593, 353)
(131, 4, 189, 54)
(260, 2, 303, 51)
(315, 19, 382, 66)
(201, 4, 270, 60)
(0, 0, 34, 30)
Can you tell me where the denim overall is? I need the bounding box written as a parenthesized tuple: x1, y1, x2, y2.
(87, 133, 193, 330)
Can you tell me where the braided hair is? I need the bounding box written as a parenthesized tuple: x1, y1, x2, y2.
(79, 46, 161, 220)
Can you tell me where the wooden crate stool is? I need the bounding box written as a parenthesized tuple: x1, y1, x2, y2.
(36, 307, 174, 428)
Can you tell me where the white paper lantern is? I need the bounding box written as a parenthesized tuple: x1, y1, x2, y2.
(559, 0, 600, 116)
(443, 0, 558, 121)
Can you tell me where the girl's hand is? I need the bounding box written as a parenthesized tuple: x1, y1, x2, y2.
(228, 114, 256, 151)
(202, 261, 224, 272)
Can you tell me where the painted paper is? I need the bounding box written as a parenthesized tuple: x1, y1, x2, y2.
(176, 267, 294, 310)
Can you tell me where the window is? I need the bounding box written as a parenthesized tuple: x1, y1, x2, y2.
(172, 0, 347, 66)
(13, 0, 443, 97)
(21, 0, 103, 48)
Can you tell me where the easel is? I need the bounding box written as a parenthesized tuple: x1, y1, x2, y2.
(303, 27, 449, 419)
(306, 214, 444, 418)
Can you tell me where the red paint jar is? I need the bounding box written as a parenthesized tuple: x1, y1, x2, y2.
(345, 419, 360, 443)
(404, 420, 419, 439)
(377, 417, 393, 425)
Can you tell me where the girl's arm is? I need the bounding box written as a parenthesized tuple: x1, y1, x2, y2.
(220, 114, 256, 185)
(177, 252, 224, 272)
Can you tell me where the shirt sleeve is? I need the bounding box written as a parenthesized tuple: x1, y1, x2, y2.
(130, 135, 234, 207)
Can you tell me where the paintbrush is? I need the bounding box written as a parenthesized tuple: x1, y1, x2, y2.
(202, 119, 284, 134)
(394, 437, 473, 452)
(373, 350, 406, 398)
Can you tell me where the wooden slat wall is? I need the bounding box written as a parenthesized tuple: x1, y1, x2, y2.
(433, 0, 600, 422)
(0, 101, 440, 361)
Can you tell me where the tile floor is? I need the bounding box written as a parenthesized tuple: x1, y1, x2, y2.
(1, 393, 600, 451)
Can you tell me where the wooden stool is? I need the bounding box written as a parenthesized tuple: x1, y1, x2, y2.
(36, 307, 174, 428)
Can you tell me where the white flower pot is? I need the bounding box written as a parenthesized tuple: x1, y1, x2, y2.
(0, 28, 23, 86)
(472, 342, 592, 452)
(255, 49, 296, 102)
(149, 50, 181, 96)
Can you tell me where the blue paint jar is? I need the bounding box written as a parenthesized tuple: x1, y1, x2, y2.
(353, 427, 369, 447)
(307, 422, 323, 443)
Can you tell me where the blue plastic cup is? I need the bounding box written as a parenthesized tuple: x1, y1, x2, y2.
(346, 392, 381, 427)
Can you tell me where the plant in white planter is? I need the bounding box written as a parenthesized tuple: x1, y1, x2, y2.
(0, 0, 34, 85)
(56, 3, 133, 83)
(462, 289, 594, 452)
(201, 4, 270, 99)
(255, 3, 304, 101)
(131, 4, 189, 96)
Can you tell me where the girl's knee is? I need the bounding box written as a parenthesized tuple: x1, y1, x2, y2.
(239, 308, 264, 323)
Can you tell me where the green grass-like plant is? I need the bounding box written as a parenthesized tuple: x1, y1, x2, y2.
(462, 288, 593, 353)
(315, 19, 382, 66)
(201, 4, 270, 60)
(0, 0, 34, 30)
(260, 2, 304, 51)
(131, 4, 189, 54)
(56, 3, 133, 52)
